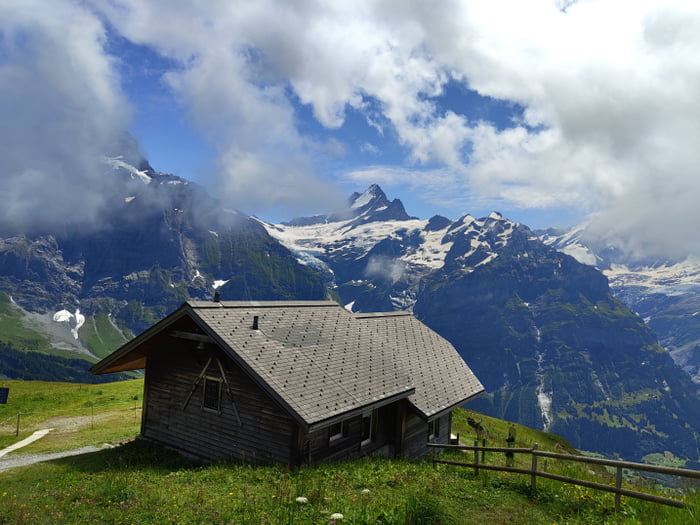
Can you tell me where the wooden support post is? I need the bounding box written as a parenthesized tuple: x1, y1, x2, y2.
(474, 439, 480, 476)
(506, 425, 516, 468)
(482, 438, 486, 463)
(15, 412, 20, 436)
(615, 466, 623, 512)
(531, 442, 539, 492)
(216, 358, 242, 426)
(182, 356, 212, 410)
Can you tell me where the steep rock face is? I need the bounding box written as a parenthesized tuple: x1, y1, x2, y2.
(414, 225, 700, 458)
(0, 236, 83, 311)
(540, 227, 700, 384)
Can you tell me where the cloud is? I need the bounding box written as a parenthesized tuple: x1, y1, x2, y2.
(91, 0, 343, 218)
(365, 255, 406, 284)
(0, 0, 132, 234)
(361, 143, 379, 154)
(16, 0, 696, 258)
(343, 1, 700, 257)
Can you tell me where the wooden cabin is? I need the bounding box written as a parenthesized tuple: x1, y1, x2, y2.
(91, 301, 484, 464)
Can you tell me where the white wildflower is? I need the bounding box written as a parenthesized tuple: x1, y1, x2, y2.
(330, 512, 344, 520)
(295, 496, 309, 504)
(361, 488, 370, 494)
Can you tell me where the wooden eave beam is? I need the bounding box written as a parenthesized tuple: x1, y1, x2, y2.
(169, 330, 215, 344)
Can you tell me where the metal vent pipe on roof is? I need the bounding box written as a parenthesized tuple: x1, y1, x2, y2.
(252, 315, 259, 330)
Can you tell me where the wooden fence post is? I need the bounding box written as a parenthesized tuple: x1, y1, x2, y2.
(615, 466, 622, 512)
(474, 439, 480, 475)
(531, 443, 539, 492)
(15, 412, 20, 436)
(506, 425, 516, 467)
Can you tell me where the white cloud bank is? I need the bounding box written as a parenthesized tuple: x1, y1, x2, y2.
(3, 1, 700, 257)
(0, 0, 132, 233)
(90, 0, 700, 257)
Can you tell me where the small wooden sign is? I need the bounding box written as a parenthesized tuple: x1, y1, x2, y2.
(0, 388, 9, 404)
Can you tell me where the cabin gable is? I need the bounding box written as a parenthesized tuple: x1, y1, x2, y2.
(142, 337, 297, 464)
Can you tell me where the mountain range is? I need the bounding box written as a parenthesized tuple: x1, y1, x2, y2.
(261, 186, 700, 461)
(1, 158, 699, 462)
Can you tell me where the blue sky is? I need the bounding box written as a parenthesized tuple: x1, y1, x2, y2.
(2, 1, 700, 256)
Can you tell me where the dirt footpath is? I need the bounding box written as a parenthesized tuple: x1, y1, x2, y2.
(0, 426, 112, 473)
(0, 445, 103, 473)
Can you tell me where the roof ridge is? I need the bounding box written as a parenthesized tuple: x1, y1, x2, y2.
(187, 300, 340, 309)
(353, 311, 412, 319)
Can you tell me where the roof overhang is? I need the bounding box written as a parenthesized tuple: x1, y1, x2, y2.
(90, 304, 193, 374)
(305, 387, 416, 433)
(416, 388, 486, 422)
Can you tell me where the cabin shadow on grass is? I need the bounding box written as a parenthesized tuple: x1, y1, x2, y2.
(49, 438, 200, 474)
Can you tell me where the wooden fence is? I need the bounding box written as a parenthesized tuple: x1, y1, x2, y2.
(428, 442, 700, 511)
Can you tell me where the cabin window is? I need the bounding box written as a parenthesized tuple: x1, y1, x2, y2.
(428, 417, 441, 440)
(328, 421, 344, 442)
(202, 377, 222, 412)
(361, 409, 378, 447)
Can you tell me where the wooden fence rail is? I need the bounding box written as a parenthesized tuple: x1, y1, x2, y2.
(428, 442, 700, 511)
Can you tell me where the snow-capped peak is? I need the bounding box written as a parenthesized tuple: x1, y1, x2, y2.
(350, 184, 383, 209)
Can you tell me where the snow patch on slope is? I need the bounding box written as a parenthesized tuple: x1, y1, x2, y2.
(259, 217, 454, 272)
(52, 309, 85, 340)
(606, 259, 700, 295)
(561, 244, 597, 266)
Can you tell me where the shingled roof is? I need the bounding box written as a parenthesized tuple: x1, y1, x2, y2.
(91, 301, 484, 430)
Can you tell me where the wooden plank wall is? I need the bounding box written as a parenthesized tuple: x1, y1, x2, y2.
(402, 409, 450, 459)
(142, 339, 297, 464)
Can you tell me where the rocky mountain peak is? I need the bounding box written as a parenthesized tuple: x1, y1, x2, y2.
(284, 184, 414, 227)
(348, 184, 386, 208)
(333, 184, 415, 225)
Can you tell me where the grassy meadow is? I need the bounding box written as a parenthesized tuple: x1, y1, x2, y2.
(0, 379, 142, 452)
(0, 379, 698, 524)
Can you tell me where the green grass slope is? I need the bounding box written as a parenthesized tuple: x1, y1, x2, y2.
(80, 312, 131, 360)
(0, 293, 134, 380)
(0, 292, 51, 354)
(0, 380, 698, 524)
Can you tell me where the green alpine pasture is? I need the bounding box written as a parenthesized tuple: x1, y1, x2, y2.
(0, 379, 698, 524)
